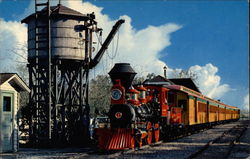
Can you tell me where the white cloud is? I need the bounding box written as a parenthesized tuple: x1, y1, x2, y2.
(1, 0, 231, 102)
(2, 0, 181, 75)
(165, 63, 231, 99)
(243, 93, 249, 111)
(62, 1, 182, 76)
(187, 63, 231, 99)
(0, 19, 27, 72)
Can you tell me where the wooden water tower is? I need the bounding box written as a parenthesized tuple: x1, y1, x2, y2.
(21, 0, 124, 146)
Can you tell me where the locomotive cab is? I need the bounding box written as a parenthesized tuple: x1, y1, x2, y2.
(166, 90, 187, 125)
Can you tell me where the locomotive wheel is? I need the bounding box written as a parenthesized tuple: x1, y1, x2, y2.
(146, 122, 153, 144)
(135, 130, 143, 148)
(154, 123, 160, 142)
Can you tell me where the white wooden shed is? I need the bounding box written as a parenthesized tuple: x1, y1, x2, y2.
(0, 73, 30, 153)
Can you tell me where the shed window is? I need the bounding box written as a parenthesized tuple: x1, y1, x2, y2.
(3, 96, 11, 112)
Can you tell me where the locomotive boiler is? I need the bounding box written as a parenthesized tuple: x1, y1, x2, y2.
(95, 63, 240, 150)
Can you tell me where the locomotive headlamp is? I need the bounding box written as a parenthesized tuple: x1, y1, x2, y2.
(115, 112, 122, 119)
(111, 89, 122, 100)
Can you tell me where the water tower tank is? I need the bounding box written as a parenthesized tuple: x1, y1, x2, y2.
(22, 4, 92, 61)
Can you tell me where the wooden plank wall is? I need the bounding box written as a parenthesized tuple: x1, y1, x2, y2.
(182, 94, 240, 126)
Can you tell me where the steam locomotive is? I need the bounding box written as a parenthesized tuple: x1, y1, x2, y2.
(95, 63, 240, 150)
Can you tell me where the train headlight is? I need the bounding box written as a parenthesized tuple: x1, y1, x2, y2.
(111, 89, 122, 100)
(115, 112, 122, 119)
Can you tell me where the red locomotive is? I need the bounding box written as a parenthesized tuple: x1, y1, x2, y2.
(95, 63, 240, 150)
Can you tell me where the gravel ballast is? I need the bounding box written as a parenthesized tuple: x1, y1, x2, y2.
(0, 120, 249, 159)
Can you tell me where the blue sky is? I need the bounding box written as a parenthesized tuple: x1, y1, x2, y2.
(88, 0, 248, 83)
(89, 0, 248, 110)
(0, 0, 249, 110)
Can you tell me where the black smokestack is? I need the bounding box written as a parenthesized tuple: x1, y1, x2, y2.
(108, 63, 137, 90)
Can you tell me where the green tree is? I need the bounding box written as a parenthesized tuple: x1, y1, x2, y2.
(171, 69, 198, 86)
(146, 73, 156, 80)
(89, 75, 112, 116)
(172, 69, 197, 81)
(132, 76, 146, 85)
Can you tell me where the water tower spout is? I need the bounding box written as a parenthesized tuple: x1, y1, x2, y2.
(89, 19, 125, 68)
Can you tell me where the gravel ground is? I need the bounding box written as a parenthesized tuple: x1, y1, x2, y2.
(115, 121, 249, 159)
(0, 148, 93, 159)
(228, 120, 250, 159)
(0, 120, 249, 159)
(191, 121, 248, 159)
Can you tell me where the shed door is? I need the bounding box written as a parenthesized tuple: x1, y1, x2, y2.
(1, 92, 13, 152)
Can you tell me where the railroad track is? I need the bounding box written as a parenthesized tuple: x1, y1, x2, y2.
(59, 121, 250, 159)
(0, 121, 248, 159)
(107, 120, 249, 159)
(187, 121, 248, 159)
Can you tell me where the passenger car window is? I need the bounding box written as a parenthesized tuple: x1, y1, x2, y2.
(178, 100, 187, 111)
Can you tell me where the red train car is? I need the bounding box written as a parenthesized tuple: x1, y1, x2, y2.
(95, 63, 240, 150)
